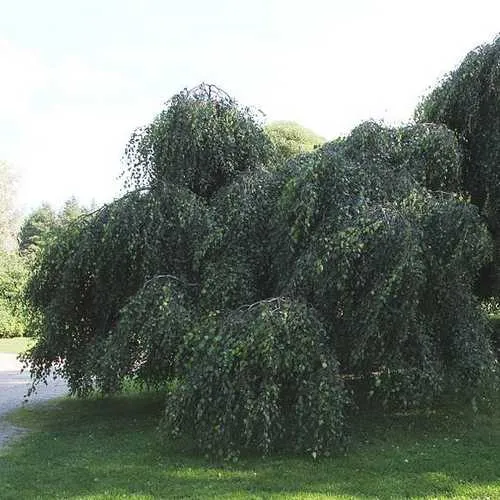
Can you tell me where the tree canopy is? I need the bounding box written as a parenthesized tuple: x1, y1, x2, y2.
(23, 79, 498, 458)
(124, 83, 274, 198)
(417, 34, 500, 295)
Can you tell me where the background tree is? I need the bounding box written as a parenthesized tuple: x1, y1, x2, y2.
(0, 161, 26, 337)
(416, 34, 500, 295)
(19, 198, 89, 254)
(0, 161, 20, 252)
(264, 120, 325, 162)
(0, 249, 27, 337)
(18, 203, 57, 254)
(59, 196, 87, 223)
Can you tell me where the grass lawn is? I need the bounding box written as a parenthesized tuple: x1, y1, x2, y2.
(0, 336, 33, 354)
(0, 389, 499, 499)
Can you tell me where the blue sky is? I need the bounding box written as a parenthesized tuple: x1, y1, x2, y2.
(1, 0, 499, 213)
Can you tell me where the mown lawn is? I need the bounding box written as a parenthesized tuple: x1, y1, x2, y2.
(0, 336, 33, 354)
(0, 389, 499, 499)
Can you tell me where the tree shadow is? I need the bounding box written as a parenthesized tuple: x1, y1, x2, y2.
(0, 393, 498, 499)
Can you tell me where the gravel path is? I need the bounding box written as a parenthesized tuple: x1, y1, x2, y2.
(0, 352, 68, 449)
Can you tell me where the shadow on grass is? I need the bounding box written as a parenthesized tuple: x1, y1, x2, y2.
(0, 391, 499, 499)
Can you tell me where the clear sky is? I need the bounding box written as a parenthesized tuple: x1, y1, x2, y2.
(1, 0, 499, 213)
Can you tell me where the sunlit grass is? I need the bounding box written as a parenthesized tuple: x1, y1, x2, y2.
(0, 388, 499, 499)
(0, 336, 33, 354)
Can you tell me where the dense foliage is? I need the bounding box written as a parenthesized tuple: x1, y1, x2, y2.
(24, 78, 498, 458)
(24, 192, 150, 392)
(417, 35, 500, 295)
(164, 299, 346, 458)
(0, 250, 27, 337)
(269, 123, 493, 408)
(124, 83, 274, 198)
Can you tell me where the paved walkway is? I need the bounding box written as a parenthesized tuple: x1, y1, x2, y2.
(0, 352, 68, 448)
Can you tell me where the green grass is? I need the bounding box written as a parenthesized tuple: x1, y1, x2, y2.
(0, 336, 33, 354)
(0, 390, 499, 499)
